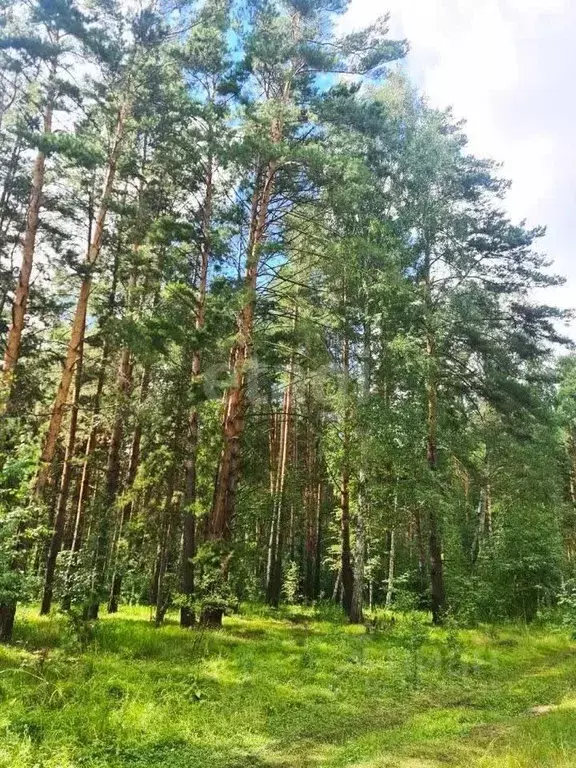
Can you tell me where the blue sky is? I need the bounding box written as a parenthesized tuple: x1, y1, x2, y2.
(342, 0, 576, 338)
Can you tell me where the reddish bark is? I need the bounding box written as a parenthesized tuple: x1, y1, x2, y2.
(2, 75, 55, 410)
(35, 104, 129, 498)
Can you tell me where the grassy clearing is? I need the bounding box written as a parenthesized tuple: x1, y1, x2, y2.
(0, 605, 575, 767)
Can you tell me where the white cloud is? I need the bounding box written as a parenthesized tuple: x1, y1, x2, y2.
(342, 0, 576, 339)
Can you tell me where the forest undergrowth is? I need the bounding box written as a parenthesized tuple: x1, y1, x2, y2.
(1, 605, 575, 768)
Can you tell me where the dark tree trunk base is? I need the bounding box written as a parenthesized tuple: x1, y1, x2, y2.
(349, 606, 363, 625)
(265, 593, 280, 609)
(0, 601, 17, 642)
(180, 606, 196, 628)
(200, 607, 223, 628)
(108, 574, 122, 613)
(431, 607, 445, 626)
(40, 587, 53, 616)
(84, 603, 99, 621)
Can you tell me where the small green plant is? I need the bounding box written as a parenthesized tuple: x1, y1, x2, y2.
(282, 560, 300, 604)
(440, 618, 464, 676)
(60, 607, 97, 652)
(557, 579, 576, 636)
(397, 613, 430, 688)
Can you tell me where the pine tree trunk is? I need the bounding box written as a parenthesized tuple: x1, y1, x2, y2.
(471, 489, 486, 564)
(314, 482, 323, 599)
(210, 159, 277, 544)
(266, 382, 292, 606)
(426, 334, 445, 624)
(340, 459, 353, 615)
(35, 104, 128, 499)
(149, 540, 162, 609)
(88, 346, 133, 619)
(155, 469, 177, 627)
(64, 246, 120, 608)
(423, 250, 445, 625)
(350, 472, 365, 624)
(341, 333, 353, 618)
(385, 529, 395, 609)
(266, 316, 296, 607)
(0, 602, 16, 642)
(350, 319, 371, 624)
(180, 415, 197, 626)
(61, 343, 109, 611)
(485, 463, 493, 536)
(303, 378, 314, 599)
(63, 462, 83, 551)
(202, 154, 279, 627)
(40, 338, 83, 615)
(266, 408, 279, 592)
(108, 366, 150, 613)
(181, 161, 213, 628)
(1, 71, 55, 412)
(332, 568, 341, 603)
(413, 506, 427, 597)
(304, 431, 319, 601)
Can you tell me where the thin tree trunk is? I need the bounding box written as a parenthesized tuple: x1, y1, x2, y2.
(426, 333, 445, 624)
(265, 407, 280, 592)
(423, 248, 445, 625)
(485, 463, 493, 536)
(340, 459, 353, 614)
(61, 345, 108, 611)
(266, 310, 296, 607)
(108, 365, 150, 613)
(341, 332, 353, 618)
(350, 474, 365, 624)
(408, 508, 426, 615)
(332, 568, 341, 603)
(155, 469, 177, 626)
(350, 319, 371, 624)
(266, 381, 293, 606)
(63, 460, 83, 551)
(87, 346, 133, 619)
(40, 337, 84, 615)
(385, 529, 395, 609)
(427, 390, 445, 624)
(181, 158, 213, 628)
(303, 378, 313, 598)
(1, 66, 55, 411)
(64, 242, 120, 608)
(304, 421, 318, 601)
(314, 481, 323, 599)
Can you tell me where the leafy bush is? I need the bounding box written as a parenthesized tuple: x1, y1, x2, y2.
(282, 560, 300, 604)
(557, 578, 576, 635)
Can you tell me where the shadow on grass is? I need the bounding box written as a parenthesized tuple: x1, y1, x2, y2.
(87, 737, 294, 768)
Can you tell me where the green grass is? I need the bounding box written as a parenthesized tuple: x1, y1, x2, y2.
(1, 605, 576, 767)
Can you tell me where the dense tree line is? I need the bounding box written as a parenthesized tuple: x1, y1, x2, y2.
(0, 0, 574, 641)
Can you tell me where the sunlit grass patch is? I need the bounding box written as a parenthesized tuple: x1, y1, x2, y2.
(0, 605, 576, 767)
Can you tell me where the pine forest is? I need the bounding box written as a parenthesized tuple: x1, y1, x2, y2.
(1, 2, 576, 766)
